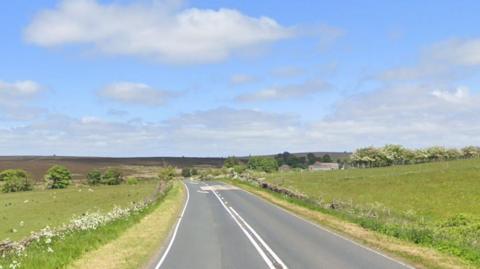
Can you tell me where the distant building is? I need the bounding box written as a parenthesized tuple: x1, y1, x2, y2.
(308, 162, 339, 171)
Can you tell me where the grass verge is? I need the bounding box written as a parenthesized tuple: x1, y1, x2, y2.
(0, 181, 159, 241)
(0, 181, 179, 269)
(69, 181, 185, 269)
(223, 178, 475, 269)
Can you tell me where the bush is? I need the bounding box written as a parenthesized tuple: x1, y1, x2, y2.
(181, 168, 192, 177)
(159, 166, 177, 181)
(45, 165, 72, 189)
(224, 156, 240, 168)
(86, 170, 102, 185)
(233, 164, 247, 174)
(101, 169, 123, 185)
(247, 156, 278, 173)
(1, 169, 33, 193)
(126, 178, 139, 185)
(181, 167, 199, 177)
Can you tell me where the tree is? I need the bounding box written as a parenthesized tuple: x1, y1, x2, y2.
(1, 169, 32, 193)
(45, 165, 72, 189)
(86, 170, 102, 185)
(101, 168, 123, 185)
(159, 166, 177, 181)
(275, 152, 307, 169)
(181, 168, 193, 177)
(306, 153, 317, 165)
(321, 154, 333, 163)
(247, 156, 278, 173)
(461, 146, 480, 159)
(224, 156, 240, 168)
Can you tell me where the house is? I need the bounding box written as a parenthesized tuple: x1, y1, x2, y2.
(308, 162, 339, 171)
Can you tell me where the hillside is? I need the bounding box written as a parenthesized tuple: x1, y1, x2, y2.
(0, 156, 225, 181)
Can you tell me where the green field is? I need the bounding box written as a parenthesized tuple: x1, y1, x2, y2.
(0, 181, 159, 241)
(266, 159, 480, 220)
(262, 158, 480, 265)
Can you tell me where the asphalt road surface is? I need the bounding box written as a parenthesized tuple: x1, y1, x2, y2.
(153, 180, 413, 269)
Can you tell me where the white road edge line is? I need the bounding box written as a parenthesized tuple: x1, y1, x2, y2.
(210, 189, 277, 269)
(235, 185, 415, 269)
(230, 207, 288, 269)
(154, 181, 190, 269)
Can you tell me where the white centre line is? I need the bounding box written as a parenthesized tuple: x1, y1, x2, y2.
(155, 181, 190, 269)
(211, 189, 287, 269)
(230, 207, 288, 269)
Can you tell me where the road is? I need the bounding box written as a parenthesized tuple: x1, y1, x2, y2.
(153, 180, 413, 269)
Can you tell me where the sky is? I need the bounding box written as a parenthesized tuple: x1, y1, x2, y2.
(1, 0, 480, 157)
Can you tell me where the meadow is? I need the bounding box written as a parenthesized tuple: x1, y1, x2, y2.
(0, 181, 159, 241)
(265, 159, 480, 220)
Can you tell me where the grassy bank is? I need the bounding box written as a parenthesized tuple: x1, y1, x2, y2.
(236, 159, 480, 267)
(224, 179, 471, 269)
(0, 181, 158, 241)
(0, 181, 179, 269)
(264, 159, 480, 220)
(69, 181, 185, 269)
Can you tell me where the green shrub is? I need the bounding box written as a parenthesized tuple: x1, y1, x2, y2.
(45, 165, 72, 189)
(224, 156, 241, 168)
(247, 156, 278, 173)
(126, 178, 139, 185)
(233, 164, 247, 174)
(86, 170, 102, 185)
(1, 169, 33, 193)
(159, 166, 176, 181)
(181, 168, 192, 177)
(101, 169, 123, 185)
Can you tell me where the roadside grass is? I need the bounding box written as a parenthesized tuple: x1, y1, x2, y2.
(224, 179, 473, 269)
(69, 181, 185, 269)
(264, 159, 480, 220)
(0, 180, 159, 241)
(257, 159, 480, 266)
(0, 181, 178, 269)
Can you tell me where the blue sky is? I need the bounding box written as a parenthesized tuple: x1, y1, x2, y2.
(1, 0, 480, 156)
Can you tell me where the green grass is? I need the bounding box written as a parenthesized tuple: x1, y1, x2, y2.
(0, 182, 175, 269)
(259, 159, 480, 266)
(265, 159, 480, 220)
(0, 181, 159, 241)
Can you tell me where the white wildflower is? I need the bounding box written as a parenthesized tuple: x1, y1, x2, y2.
(47, 247, 54, 253)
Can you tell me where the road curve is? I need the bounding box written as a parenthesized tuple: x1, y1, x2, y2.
(153, 180, 413, 269)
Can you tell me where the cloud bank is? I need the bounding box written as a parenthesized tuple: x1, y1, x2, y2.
(25, 0, 293, 63)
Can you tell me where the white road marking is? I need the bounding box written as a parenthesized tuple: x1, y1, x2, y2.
(230, 207, 288, 269)
(236, 187, 415, 269)
(210, 189, 279, 269)
(155, 181, 190, 269)
(201, 185, 239, 191)
(197, 190, 209, 194)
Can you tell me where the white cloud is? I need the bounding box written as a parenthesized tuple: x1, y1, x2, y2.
(0, 80, 42, 98)
(99, 82, 177, 106)
(431, 86, 470, 104)
(307, 84, 480, 149)
(379, 38, 480, 81)
(25, 0, 293, 63)
(235, 79, 330, 102)
(230, 74, 257, 85)
(0, 80, 44, 120)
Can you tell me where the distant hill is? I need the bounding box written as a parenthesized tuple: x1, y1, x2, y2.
(0, 156, 225, 181)
(288, 151, 352, 159)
